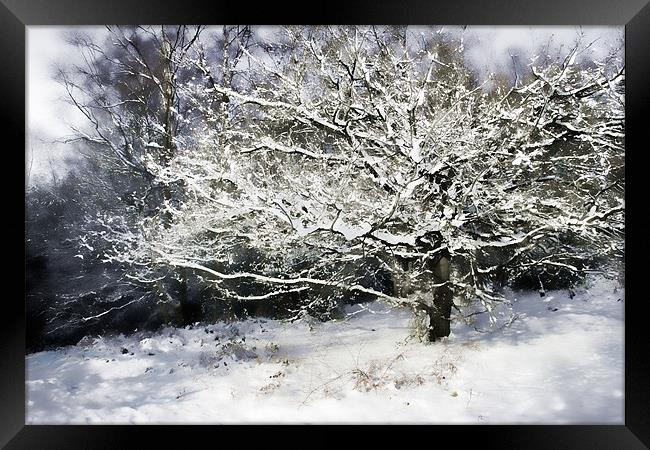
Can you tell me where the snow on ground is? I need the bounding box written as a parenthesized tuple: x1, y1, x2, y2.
(26, 276, 624, 424)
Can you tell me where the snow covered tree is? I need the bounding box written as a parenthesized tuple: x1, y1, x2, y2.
(72, 26, 624, 341)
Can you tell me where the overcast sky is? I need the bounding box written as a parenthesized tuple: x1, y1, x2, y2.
(26, 25, 623, 184)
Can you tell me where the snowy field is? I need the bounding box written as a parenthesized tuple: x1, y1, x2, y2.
(26, 277, 624, 424)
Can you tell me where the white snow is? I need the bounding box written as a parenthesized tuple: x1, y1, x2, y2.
(371, 230, 416, 246)
(26, 276, 623, 424)
(332, 221, 372, 241)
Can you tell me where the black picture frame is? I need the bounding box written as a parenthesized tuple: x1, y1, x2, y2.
(2, 0, 648, 448)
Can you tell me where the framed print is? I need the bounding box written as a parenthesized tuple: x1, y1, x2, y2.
(2, 0, 649, 447)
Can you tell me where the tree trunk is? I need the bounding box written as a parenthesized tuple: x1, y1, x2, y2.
(427, 254, 453, 341)
(176, 267, 201, 325)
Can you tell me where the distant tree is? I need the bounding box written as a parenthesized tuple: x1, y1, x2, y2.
(56, 25, 210, 324)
